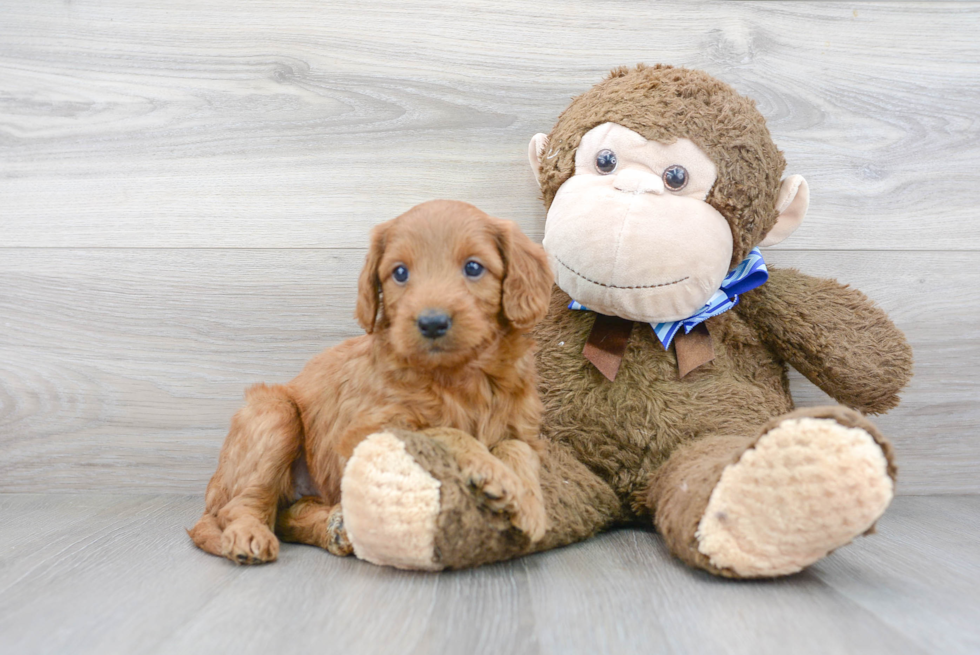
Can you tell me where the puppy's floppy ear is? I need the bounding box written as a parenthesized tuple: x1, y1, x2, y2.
(495, 219, 553, 330)
(355, 221, 390, 333)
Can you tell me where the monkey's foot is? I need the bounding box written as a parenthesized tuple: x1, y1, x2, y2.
(341, 432, 444, 570)
(341, 430, 546, 571)
(695, 408, 895, 577)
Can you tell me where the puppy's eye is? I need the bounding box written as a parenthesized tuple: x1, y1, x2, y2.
(663, 165, 689, 191)
(595, 149, 617, 174)
(392, 265, 409, 284)
(463, 260, 485, 279)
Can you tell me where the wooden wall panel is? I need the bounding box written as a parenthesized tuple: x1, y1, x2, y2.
(1, 0, 977, 494)
(1, 1, 978, 248)
(0, 249, 975, 494)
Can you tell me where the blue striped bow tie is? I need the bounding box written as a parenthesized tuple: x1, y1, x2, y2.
(568, 248, 769, 349)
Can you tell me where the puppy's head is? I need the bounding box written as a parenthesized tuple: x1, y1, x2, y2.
(355, 200, 552, 368)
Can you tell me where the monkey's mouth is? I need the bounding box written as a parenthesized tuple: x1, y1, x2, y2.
(554, 256, 689, 290)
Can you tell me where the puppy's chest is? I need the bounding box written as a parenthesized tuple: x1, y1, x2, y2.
(411, 381, 510, 442)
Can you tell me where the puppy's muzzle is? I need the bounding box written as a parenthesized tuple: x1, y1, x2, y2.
(417, 310, 452, 339)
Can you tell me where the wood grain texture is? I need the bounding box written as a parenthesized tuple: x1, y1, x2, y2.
(1, 0, 979, 249)
(809, 495, 980, 654)
(1, 1, 978, 494)
(0, 248, 976, 494)
(1, 494, 977, 655)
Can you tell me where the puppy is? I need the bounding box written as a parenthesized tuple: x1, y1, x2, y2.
(189, 200, 554, 564)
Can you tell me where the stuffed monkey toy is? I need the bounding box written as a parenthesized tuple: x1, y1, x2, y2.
(337, 65, 913, 577)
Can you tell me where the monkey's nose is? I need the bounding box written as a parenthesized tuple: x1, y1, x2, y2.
(417, 310, 451, 339)
(613, 168, 664, 195)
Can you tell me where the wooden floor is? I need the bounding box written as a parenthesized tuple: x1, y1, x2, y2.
(0, 494, 976, 655)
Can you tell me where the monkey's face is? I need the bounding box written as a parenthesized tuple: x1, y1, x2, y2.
(541, 123, 733, 323)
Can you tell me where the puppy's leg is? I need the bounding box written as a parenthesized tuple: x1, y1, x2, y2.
(276, 497, 353, 556)
(491, 440, 548, 543)
(190, 383, 302, 565)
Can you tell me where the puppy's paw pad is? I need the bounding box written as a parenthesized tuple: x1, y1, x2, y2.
(458, 458, 490, 487)
(221, 517, 279, 565)
(459, 456, 522, 511)
(479, 476, 511, 504)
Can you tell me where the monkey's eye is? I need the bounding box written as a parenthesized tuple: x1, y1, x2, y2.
(392, 265, 409, 284)
(663, 165, 689, 191)
(595, 149, 618, 174)
(463, 260, 485, 279)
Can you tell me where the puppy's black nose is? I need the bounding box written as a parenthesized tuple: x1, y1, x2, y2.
(417, 310, 451, 339)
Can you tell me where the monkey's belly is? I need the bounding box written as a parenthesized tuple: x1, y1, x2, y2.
(535, 308, 793, 506)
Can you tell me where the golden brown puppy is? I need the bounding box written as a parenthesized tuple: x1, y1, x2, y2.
(189, 200, 554, 564)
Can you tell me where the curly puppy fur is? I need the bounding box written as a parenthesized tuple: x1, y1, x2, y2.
(188, 200, 554, 564)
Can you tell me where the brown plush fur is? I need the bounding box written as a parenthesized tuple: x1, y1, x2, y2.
(736, 267, 914, 414)
(338, 66, 915, 576)
(537, 286, 792, 514)
(189, 200, 554, 564)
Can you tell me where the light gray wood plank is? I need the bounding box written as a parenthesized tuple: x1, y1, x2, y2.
(522, 529, 926, 655)
(160, 543, 540, 655)
(0, 494, 141, 552)
(3, 494, 976, 655)
(0, 496, 172, 597)
(1, 248, 976, 494)
(810, 496, 980, 655)
(1, 0, 978, 249)
(0, 496, 244, 655)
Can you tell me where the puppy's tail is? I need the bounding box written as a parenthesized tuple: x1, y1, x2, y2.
(188, 512, 223, 556)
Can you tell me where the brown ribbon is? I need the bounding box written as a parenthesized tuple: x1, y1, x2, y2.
(583, 315, 715, 381)
(583, 314, 634, 381)
(674, 322, 715, 378)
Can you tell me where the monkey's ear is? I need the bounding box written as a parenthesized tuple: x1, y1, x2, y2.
(496, 219, 553, 330)
(760, 175, 809, 247)
(527, 133, 550, 189)
(355, 221, 390, 333)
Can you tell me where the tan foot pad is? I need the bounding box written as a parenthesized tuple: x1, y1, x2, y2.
(341, 432, 443, 571)
(696, 417, 894, 577)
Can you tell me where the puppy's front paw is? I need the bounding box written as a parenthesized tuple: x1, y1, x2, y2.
(459, 455, 546, 542)
(221, 516, 279, 565)
(459, 453, 521, 505)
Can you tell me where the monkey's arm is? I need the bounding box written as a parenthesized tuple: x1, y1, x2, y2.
(734, 267, 913, 414)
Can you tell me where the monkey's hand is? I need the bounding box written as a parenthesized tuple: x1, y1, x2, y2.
(735, 266, 913, 414)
